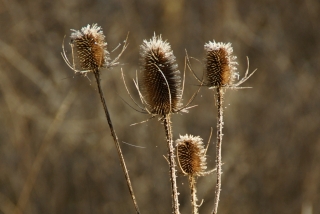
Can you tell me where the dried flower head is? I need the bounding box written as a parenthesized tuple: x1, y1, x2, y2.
(61, 24, 111, 75)
(62, 24, 128, 76)
(176, 134, 207, 177)
(69, 24, 110, 73)
(204, 41, 238, 88)
(140, 34, 182, 115)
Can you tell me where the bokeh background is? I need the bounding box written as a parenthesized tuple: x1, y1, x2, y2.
(0, 0, 319, 213)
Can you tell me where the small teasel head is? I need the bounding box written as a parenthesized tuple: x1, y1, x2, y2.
(204, 41, 238, 88)
(140, 34, 182, 115)
(69, 24, 110, 73)
(176, 134, 207, 177)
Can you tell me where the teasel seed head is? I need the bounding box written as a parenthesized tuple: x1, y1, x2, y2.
(140, 34, 182, 115)
(176, 134, 207, 177)
(204, 41, 238, 88)
(70, 24, 110, 72)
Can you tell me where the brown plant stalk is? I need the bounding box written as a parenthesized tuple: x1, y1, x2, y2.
(62, 24, 140, 214)
(202, 41, 255, 214)
(205, 41, 237, 214)
(137, 34, 188, 214)
(93, 70, 140, 213)
(189, 176, 198, 214)
(164, 114, 180, 213)
(122, 35, 201, 214)
(213, 87, 224, 214)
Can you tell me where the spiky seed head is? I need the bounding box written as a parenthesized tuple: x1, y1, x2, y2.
(204, 41, 238, 87)
(70, 24, 110, 72)
(176, 134, 207, 177)
(140, 34, 182, 115)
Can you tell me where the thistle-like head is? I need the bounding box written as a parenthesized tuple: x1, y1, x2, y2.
(140, 34, 182, 115)
(70, 24, 110, 73)
(176, 134, 207, 177)
(204, 41, 238, 88)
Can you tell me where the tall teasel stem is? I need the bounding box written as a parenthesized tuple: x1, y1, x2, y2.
(62, 24, 140, 214)
(204, 41, 238, 214)
(164, 114, 180, 213)
(140, 34, 183, 214)
(203, 41, 255, 213)
(189, 175, 198, 214)
(213, 87, 224, 214)
(93, 70, 140, 214)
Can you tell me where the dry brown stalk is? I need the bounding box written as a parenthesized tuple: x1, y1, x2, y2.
(163, 114, 180, 213)
(203, 41, 256, 214)
(139, 34, 183, 214)
(213, 87, 224, 214)
(62, 24, 140, 214)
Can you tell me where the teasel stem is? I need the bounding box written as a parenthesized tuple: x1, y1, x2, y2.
(189, 175, 199, 214)
(62, 24, 139, 213)
(200, 40, 255, 214)
(163, 114, 180, 214)
(212, 87, 224, 214)
(93, 70, 140, 214)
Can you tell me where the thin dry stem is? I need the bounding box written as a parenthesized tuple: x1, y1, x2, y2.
(201, 168, 217, 176)
(185, 50, 203, 85)
(164, 114, 180, 214)
(181, 55, 187, 99)
(189, 175, 199, 214)
(93, 70, 140, 214)
(212, 87, 224, 214)
(205, 127, 213, 155)
(132, 74, 152, 113)
(108, 32, 129, 68)
(121, 69, 146, 113)
(129, 115, 157, 126)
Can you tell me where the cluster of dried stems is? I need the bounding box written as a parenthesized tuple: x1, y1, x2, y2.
(62, 24, 256, 214)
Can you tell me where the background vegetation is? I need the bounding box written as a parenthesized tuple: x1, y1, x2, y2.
(0, 0, 319, 213)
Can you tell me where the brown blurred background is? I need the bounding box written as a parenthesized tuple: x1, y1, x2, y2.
(0, 0, 319, 213)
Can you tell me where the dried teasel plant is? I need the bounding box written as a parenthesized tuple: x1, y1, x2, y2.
(140, 36, 183, 115)
(139, 34, 182, 214)
(121, 35, 199, 120)
(61, 24, 140, 214)
(176, 134, 214, 177)
(187, 41, 255, 89)
(204, 41, 239, 88)
(62, 24, 127, 75)
(121, 34, 200, 214)
(200, 41, 256, 214)
(176, 132, 216, 214)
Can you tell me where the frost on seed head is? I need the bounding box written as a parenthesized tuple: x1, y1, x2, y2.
(69, 24, 110, 73)
(204, 41, 238, 88)
(140, 34, 183, 115)
(176, 134, 208, 177)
